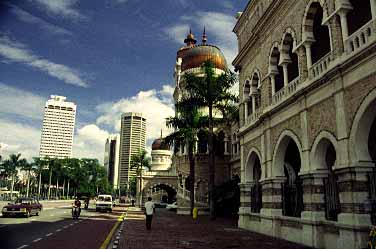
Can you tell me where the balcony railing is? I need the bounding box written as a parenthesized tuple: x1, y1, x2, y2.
(246, 108, 262, 125)
(345, 19, 375, 55)
(272, 77, 301, 106)
(309, 52, 333, 78)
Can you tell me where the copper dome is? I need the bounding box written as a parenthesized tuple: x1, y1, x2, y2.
(152, 138, 169, 151)
(179, 44, 227, 72)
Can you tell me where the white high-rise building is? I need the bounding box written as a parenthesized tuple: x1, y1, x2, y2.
(104, 135, 120, 189)
(118, 112, 146, 187)
(39, 95, 76, 159)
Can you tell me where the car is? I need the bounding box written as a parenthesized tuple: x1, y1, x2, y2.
(2, 197, 42, 218)
(166, 202, 177, 211)
(95, 194, 113, 212)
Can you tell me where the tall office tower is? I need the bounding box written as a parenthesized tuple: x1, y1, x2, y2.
(118, 112, 146, 187)
(39, 95, 76, 159)
(104, 135, 120, 189)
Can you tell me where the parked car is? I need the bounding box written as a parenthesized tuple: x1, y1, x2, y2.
(95, 194, 113, 212)
(2, 197, 42, 218)
(166, 202, 177, 211)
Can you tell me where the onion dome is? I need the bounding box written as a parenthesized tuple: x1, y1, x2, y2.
(152, 130, 170, 150)
(151, 138, 169, 151)
(177, 29, 227, 72)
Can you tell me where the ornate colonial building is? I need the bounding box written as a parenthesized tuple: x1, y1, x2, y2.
(233, 0, 376, 248)
(173, 31, 241, 214)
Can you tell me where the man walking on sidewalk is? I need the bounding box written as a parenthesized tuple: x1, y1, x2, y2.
(144, 197, 155, 230)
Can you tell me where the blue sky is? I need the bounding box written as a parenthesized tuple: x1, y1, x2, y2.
(0, 0, 247, 162)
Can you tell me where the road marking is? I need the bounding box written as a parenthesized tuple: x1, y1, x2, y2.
(56, 229, 62, 232)
(46, 233, 53, 237)
(16, 245, 28, 249)
(74, 221, 79, 224)
(32, 238, 42, 243)
(100, 211, 127, 249)
(63, 225, 69, 229)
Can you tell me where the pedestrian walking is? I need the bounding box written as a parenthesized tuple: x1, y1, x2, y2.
(144, 197, 155, 230)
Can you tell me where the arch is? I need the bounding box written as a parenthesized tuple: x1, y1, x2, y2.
(244, 147, 262, 182)
(251, 69, 262, 88)
(272, 130, 303, 177)
(347, 0, 372, 36)
(280, 29, 300, 82)
(269, 43, 284, 93)
(311, 131, 338, 171)
(147, 182, 177, 203)
(349, 88, 376, 164)
(302, 0, 331, 64)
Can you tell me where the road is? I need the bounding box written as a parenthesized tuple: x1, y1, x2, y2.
(0, 202, 126, 249)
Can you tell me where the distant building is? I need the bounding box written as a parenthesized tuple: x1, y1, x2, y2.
(39, 95, 76, 159)
(118, 112, 146, 187)
(104, 135, 120, 189)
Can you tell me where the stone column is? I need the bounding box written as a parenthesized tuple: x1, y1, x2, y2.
(260, 177, 286, 217)
(371, 0, 376, 19)
(281, 63, 289, 87)
(304, 42, 313, 69)
(224, 137, 229, 155)
(238, 182, 252, 228)
(244, 101, 248, 123)
(336, 165, 374, 226)
(269, 75, 276, 96)
(296, 45, 308, 82)
(251, 96, 256, 114)
(338, 9, 350, 42)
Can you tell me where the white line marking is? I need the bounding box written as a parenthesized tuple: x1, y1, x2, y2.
(32, 238, 42, 243)
(63, 225, 69, 229)
(74, 221, 79, 224)
(46, 233, 53, 237)
(16, 245, 28, 249)
(56, 229, 62, 232)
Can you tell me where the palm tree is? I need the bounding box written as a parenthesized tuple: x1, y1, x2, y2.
(130, 150, 151, 207)
(1, 153, 27, 200)
(165, 103, 206, 215)
(32, 157, 48, 200)
(22, 160, 34, 198)
(182, 60, 237, 218)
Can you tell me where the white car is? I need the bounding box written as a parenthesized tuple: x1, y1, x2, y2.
(96, 195, 113, 212)
(166, 202, 177, 210)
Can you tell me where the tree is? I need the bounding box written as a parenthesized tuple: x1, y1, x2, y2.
(1, 153, 27, 199)
(21, 160, 34, 198)
(130, 150, 151, 207)
(165, 102, 206, 215)
(32, 157, 48, 200)
(182, 60, 237, 218)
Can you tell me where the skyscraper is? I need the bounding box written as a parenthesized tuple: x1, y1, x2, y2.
(118, 112, 146, 187)
(39, 95, 76, 159)
(104, 134, 120, 189)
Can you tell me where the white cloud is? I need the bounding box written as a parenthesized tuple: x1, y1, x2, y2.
(0, 119, 41, 161)
(9, 4, 73, 36)
(0, 83, 45, 120)
(73, 124, 109, 163)
(165, 11, 238, 65)
(96, 85, 175, 146)
(34, 0, 85, 20)
(0, 35, 88, 87)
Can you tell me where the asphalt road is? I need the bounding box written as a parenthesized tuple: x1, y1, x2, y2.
(0, 203, 126, 249)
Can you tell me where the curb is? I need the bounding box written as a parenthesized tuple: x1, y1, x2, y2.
(104, 209, 127, 249)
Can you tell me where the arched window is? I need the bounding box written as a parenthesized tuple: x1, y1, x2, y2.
(251, 72, 261, 110)
(347, 0, 372, 36)
(306, 2, 331, 64)
(281, 33, 299, 82)
(270, 47, 284, 93)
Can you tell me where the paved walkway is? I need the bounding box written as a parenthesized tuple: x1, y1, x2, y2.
(118, 207, 313, 249)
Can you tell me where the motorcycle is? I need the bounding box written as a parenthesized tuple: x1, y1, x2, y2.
(72, 205, 80, 219)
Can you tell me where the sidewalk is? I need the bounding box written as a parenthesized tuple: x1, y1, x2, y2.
(117, 207, 314, 249)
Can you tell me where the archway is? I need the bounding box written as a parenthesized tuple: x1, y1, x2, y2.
(347, 0, 372, 36)
(150, 183, 177, 204)
(312, 135, 340, 221)
(304, 2, 331, 64)
(273, 132, 303, 217)
(245, 150, 262, 213)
